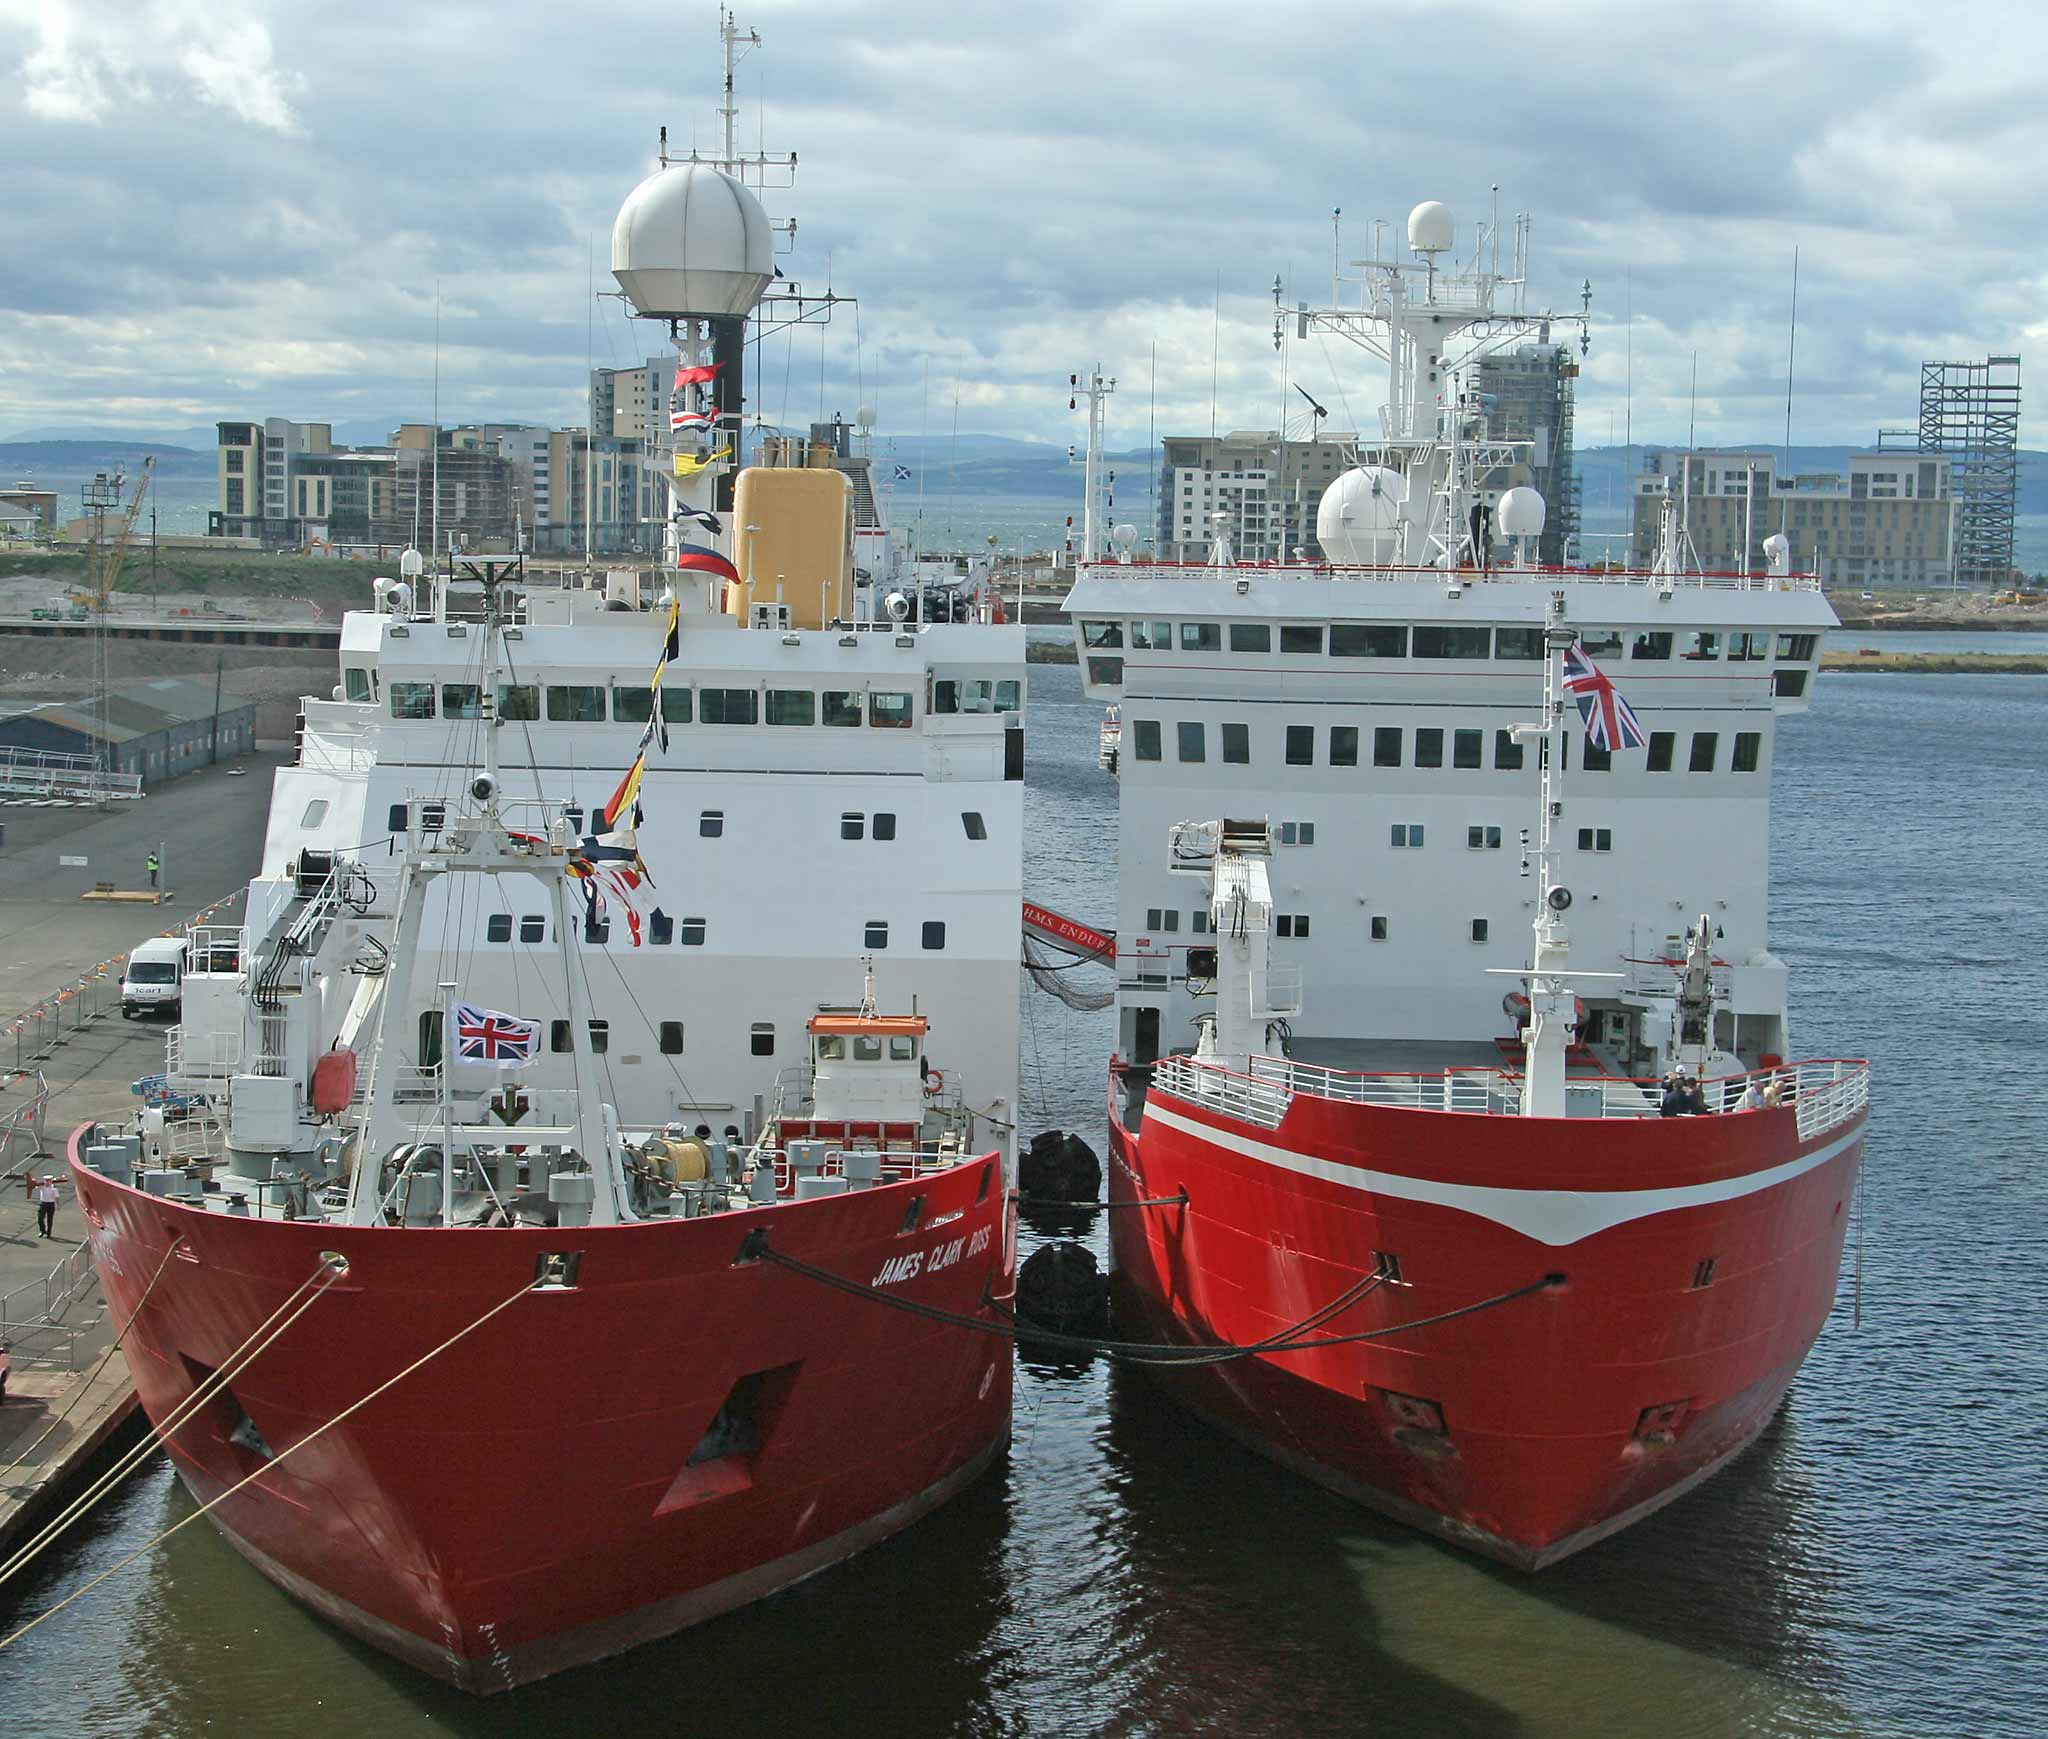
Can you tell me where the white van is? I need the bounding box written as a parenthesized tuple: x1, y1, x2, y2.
(121, 937, 188, 1018)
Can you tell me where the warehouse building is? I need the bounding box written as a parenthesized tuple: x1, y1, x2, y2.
(0, 678, 257, 787)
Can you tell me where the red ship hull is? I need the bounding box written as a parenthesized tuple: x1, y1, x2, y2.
(69, 1131, 1013, 1691)
(1106, 1063, 1866, 1568)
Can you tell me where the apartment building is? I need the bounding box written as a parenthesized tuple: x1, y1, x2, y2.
(1156, 431, 1360, 563)
(1630, 449, 1956, 585)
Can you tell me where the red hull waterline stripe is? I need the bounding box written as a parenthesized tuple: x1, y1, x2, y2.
(1141, 1100, 1864, 1246)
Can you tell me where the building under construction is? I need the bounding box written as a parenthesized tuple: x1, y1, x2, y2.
(1903, 356, 2020, 586)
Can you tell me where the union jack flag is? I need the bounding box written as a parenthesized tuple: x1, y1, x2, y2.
(1561, 640, 1647, 751)
(450, 1000, 539, 1067)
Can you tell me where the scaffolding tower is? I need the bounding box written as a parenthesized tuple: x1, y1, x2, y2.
(1918, 356, 2020, 587)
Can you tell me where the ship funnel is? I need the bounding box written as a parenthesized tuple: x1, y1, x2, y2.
(611, 161, 774, 319)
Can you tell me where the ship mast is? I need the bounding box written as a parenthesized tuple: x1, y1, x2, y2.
(1072, 366, 1115, 565)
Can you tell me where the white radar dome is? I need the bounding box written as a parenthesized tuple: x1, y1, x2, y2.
(856, 405, 878, 433)
(611, 161, 774, 320)
(1316, 465, 1408, 565)
(1408, 201, 1455, 255)
(1497, 486, 1547, 537)
(1110, 522, 1140, 552)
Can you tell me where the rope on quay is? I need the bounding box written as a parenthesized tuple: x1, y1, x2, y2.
(0, 1271, 541, 1656)
(0, 1251, 349, 1597)
(0, 1236, 187, 1490)
(1017, 1191, 1188, 1213)
(738, 1228, 1564, 1368)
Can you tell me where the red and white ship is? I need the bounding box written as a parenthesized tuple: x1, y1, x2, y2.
(1066, 201, 1868, 1567)
(61, 19, 1022, 1689)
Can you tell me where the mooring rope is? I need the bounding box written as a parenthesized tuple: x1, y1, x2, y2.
(0, 1252, 348, 1595)
(0, 1235, 187, 1490)
(0, 1272, 539, 1655)
(742, 1230, 1563, 1368)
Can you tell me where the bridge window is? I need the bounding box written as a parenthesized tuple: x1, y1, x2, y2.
(870, 691, 914, 728)
(1773, 669, 1808, 698)
(1631, 632, 1673, 660)
(1730, 632, 1770, 661)
(612, 685, 654, 723)
(1132, 720, 1161, 762)
(1177, 722, 1206, 763)
(1732, 732, 1762, 772)
(1414, 625, 1491, 659)
(1494, 729, 1525, 771)
(1082, 620, 1124, 647)
(1689, 732, 1719, 772)
(1128, 620, 1171, 650)
(1229, 623, 1270, 652)
(822, 690, 862, 726)
(1180, 622, 1221, 652)
(1576, 629, 1624, 658)
(1494, 627, 1543, 660)
(1331, 623, 1407, 658)
(1280, 625, 1323, 654)
(547, 685, 605, 722)
(390, 682, 435, 720)
(962, 811, 987, 840)
(1647, 731, 1676, 772)
(1330, 726, 1357, 767)
(497, 683, 539, 721)
(1374, 727, 1402, 767)
(442, 684, 482, 719)
(1582, 739, 1612, 772)
(922, 921, 946, 950)
(1221, 722, 1250, 764)
(701, 688, 759, 724)
(1414, 729, 1443, 769)
(1453, 729, 1483, 769)
(1684, 632, 1723, 662)
(1285, 726, 1313, 766)
(1776, 633, 1818, 661)
(344, 667, 371, 702)
(766, 689, 814, 726)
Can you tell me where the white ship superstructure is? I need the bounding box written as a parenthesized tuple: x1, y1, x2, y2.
(170, 15, 1023, 1171)
(1072, 199, 1835, 1085)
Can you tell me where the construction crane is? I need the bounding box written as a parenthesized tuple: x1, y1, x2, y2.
(83, 456, 155, 769)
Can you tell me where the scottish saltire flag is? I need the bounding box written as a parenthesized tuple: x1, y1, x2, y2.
(1562, 640, 1647, 751)
(450, 1000, 540, 1067)
(892, 464, 913, 483)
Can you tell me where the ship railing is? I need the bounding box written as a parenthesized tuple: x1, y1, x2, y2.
(296, 702, 381, 775)
(1074, 558, 1821, 594)
(185, 925, 245, 975)
(158, 1111, 226, 1163)
(1233, 1053, 1871, 1131)
(1148, 1055, 1293, 1129)
(166, 1024, 242, 1083)
(766, 1141, 982, 1194)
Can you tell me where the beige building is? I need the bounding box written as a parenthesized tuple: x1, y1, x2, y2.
(1631, 450, 1956, 586)
(1157, 431, 1361, 563)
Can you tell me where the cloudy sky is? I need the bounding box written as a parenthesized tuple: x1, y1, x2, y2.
(1, 0, 2040, 452)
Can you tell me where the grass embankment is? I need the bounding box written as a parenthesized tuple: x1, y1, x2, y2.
(0, 548, 375, 606)
(1821, 651, 2048, 674)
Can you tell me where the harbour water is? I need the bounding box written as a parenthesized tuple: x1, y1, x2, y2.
(2, 653, 2045, 1735)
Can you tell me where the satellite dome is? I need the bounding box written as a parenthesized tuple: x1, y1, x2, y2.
(611, 161, 774, 320)
(856, 405, 878, 432)
(1110, 522, 1140, 552)
(1408, 201, 1455, 255)
(1497, 486, 1547, 537)
(1316, 465, 1407, 565)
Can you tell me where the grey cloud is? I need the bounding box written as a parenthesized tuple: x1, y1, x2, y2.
(0, 0, 2039, 450)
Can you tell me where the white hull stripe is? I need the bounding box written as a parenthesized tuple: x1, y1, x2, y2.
(1141, 1100, 1865, 1247)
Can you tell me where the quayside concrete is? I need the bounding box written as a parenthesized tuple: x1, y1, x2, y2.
(0, 758, 278, 1562)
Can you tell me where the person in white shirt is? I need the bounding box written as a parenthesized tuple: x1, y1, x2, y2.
(1740, 1079, 1766, 1112)
(30, 1174, 61, 1240)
